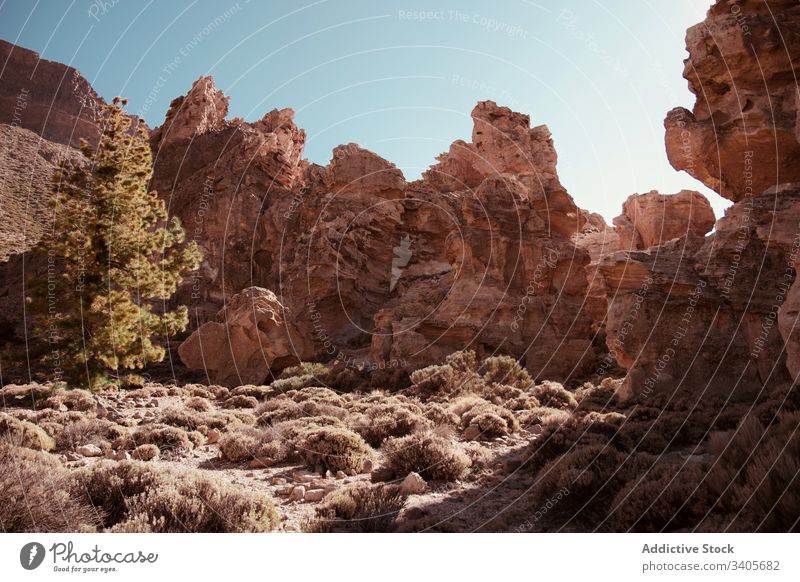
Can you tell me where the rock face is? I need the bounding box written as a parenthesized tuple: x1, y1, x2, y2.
(664, 0, 800, 201)
(603, 0, 800, 400)
(0, 124, 85, 260)
(371, 102, 604, 381)
(178, 287, 313, 386)
(0, 39, 103, 148)
(149, 76, 308, 321)
(612, 190, 715, 250)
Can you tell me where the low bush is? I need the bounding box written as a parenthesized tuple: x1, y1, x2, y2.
(218, 426, 288, 464)
(231, 385, 273, 400)
(382, 431, 471, 482)
(482, 355, 533, 389)
(185, 397, 213, 412)
(131, 444, 160, 461)
(0, 445, 97, 532)
(51, 417, 127, 452)
(0, 383, 54, 408)
(0, 413, 55, 451)
(531, 381, 578, 410)
(222, 395, 259, 409)
(298, 426, 375, 474)
(43, 389, 96, 412)
(347, 400, 432, 446)
(70, 461, 279, 532)
(307, 482, 405, 532)
(459, 401, 519, 438)
(125, 424, 195, 453)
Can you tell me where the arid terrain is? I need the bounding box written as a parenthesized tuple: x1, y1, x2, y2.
(1, 0, 799, 533)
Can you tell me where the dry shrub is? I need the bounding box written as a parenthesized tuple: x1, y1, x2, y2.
(576, 377, 622, 410)
(526, 443, 651, 529)
(124, 387, 152, 399)
(423, 402, 459, 427)
(382, 431, 471, 482)
(0, 413, 55, 451)
(43, 389, 96, 412)
(184, 384, 214, 399)
(231, 385, 273, 400)
(222, 395, 258, 409)
(448, 395, 490, 418)
(532, 381, 578, 410)
(71, 461, 279, 532)
(156, 407, 245, 432)
(520, 414, 614, 472)
(408, 364, 455, 401)
(0, 383, 54, 408)
(256, 397, 347, 426)
(185, 397, 213, 412)
(307, 482, 405, 532)
(462, 441, 492, 470)
(298, 426, 375, 474)
(132, 444, 160, 461)
(0, 445, 98, 532)
(218, 426, 288, 463)
(705, 411, 800, 532)
(272, 415, 346, 442)
(459, 401, 519, 438)
(347, 399, 432, 447)
(518, 406, 570, 428)
(481, 355, 533, 389)
(125, 423, 194, 453)
(51, 417, 127, 452)
(608, 462, 710, 532)
(287, 386, 347, 408)
(270, 362, 329, 393)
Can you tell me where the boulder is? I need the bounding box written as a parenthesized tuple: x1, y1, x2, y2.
(178, 287, 313, 386)
(612, 190, 715, 250)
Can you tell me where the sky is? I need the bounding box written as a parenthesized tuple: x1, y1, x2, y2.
(0, 0, 723, 221)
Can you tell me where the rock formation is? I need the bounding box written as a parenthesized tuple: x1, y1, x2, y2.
(178, 286, 313, 386)
(612, 190, 715, 250)
(605, 0, 800, 400)
(371, 102, 603, 381)
(664, 0, 800, 201)
(0, 39, 103, 148)
(2, 0, 798, 398)
(149, 76, 308, 321)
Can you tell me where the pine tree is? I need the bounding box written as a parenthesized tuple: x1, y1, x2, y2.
(29, 97, 201, 388)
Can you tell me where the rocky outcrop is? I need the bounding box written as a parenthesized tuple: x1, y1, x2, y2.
(664, 0, 800, 201)
(149, 76, 308, 321)
(604, 0, 800, 400)
(371, 102, 603, 382)
(612, 190, 715, 250)
(0, 124, 85, 260)
(178, 287, 313, 386)
(602, 190, 796, 401)
(0, 39, 103, 148)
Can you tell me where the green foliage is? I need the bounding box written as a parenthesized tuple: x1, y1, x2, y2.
(28, 98, 200, 388)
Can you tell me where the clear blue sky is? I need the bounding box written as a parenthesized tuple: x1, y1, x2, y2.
(0, 0, 722, 221)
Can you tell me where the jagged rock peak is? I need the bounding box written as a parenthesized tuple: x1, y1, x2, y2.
(151, 75, 230, 147)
